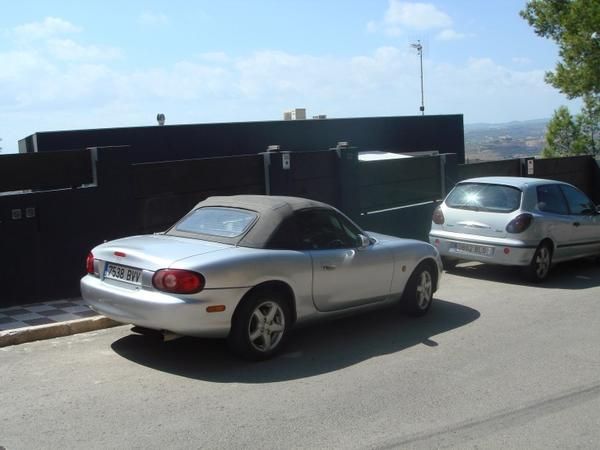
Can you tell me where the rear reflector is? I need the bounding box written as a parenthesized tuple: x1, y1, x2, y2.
(114, 251, 126, 257)
(206, 305, 226, 313)
(153, 269, 205, 294)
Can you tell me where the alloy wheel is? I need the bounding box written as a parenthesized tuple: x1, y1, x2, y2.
(247, 301, 286, 353)
(416, 270, 433, 310)
(535, 246, 551, 279)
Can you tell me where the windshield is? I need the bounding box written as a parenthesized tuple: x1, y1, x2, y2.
(174, 207, 258, 238)
(446, 183, 522, 213)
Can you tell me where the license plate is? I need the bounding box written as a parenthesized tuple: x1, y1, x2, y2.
(455, 242, 494, 256)
(104, 263, 143, 285)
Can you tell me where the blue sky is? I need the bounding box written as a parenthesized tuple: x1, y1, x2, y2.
(0, 0, 581, 153)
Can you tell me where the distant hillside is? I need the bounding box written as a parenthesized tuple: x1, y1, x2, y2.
(464, 119, 548, 162)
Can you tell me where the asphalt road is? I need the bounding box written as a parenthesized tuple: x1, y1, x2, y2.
(2, 260, 600, 449)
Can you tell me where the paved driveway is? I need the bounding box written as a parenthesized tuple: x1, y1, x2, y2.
(2, 259, 600, 449)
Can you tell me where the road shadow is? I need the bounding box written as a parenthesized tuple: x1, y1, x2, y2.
(111, 298, 479, 383)
(448, 258, 600, 290)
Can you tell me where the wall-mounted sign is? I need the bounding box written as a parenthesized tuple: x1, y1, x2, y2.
(282, 152, 291, 170)
(527, 159, 534, 175)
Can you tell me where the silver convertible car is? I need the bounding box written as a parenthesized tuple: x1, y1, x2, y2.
(429, 177, 600, 282)
(82, 195, 442, 359)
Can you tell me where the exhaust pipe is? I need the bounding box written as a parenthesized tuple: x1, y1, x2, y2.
(131, 326, 182, 342)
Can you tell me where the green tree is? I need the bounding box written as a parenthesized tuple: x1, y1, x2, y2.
(543, 106, 579, 157)
(521, 0, 600, 157)
(576, 95, 600, 155)
(543, 97, 600, 157)
(520, 0, 600, 99)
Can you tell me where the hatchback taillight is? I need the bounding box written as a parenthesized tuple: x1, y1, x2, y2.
(153, 269, 205, 294)
(86, 252, 95, 274)
(506, 213, 533, 233)
(432, 206, 445, 225)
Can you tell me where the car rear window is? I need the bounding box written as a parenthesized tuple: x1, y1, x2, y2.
(174, 207, 258, 237)
(445, 183, 521, 213)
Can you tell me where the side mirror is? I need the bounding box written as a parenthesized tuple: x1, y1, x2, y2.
(358, 234, 371, 250)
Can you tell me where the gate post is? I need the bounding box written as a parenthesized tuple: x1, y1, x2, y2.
(334, 141, 360, 220)
(260, 145, 293, 196)
(521, 157, 535, 177)
(440, 153, 458, 198)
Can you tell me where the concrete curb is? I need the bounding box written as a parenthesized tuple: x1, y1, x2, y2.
(0, 316, 122, 348)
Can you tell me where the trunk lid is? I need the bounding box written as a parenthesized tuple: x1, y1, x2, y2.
(441, 207, 511, 238)
(92, 234, 231, 271)
(438, 181, 523, 239)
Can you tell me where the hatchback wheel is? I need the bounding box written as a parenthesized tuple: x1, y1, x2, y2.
(228, 291, 291, 360)
(524, 242, 552, 282)
(403, 262, 435, 316)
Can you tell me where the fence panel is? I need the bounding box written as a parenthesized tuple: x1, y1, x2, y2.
(268, 151, 339, 206)
(358, 156, 442, 212)
(0, 149, 93, 192)
(530, 156, 595, 198)
(0, 186, 108, 307)
(457, 159, 521, 181)
(131, 154, 265, 233)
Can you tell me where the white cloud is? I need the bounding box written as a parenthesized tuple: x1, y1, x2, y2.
(512, 57, 532, 65)
(375, 1, 453, 36)
(369, 1, 471, 40)
(2, 44, 562, 121)
(436, 28, 468, 41)
(46, 39, 122, 61)
(198, 52, 231, 63)
(0, 18, 576, 153)
(366, 20, 379, 33)
(138, 11, 170, 27)
(12, 17, 81, 41)
(385, 1, 452, 30)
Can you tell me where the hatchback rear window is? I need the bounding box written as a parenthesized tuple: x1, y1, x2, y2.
(446, 183, 521, 212)
(174, 207, 257, 237)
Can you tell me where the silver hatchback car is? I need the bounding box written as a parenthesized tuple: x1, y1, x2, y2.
(429, 176, 600, 281)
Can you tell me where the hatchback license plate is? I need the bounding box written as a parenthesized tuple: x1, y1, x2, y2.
(455, 243, 494, 256)
(104, 263, 142, 285)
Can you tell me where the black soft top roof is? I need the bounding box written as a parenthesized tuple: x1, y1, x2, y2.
(166, 195, 338, 248)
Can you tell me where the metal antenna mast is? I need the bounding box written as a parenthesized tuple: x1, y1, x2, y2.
(410, 40, 425, 115)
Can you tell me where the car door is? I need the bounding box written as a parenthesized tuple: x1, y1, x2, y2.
(535, 184, 576, 260)
(559, 185, 600, 258)
(295, 209, 394, 312)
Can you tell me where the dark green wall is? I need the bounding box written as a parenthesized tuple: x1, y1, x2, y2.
(20, 115, 466, 164)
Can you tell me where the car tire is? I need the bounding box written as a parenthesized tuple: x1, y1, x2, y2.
(228, 290, 291, 361)
(441, 256, 458, 271)
(524, 242, 553, 283)
(403, 262, 435, 317)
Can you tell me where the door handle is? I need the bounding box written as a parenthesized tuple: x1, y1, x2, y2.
(322, 264, 337, 271)
(573, 222, 581, 227)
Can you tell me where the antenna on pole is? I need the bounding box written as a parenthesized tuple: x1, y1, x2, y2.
(410, 40, 425, 116)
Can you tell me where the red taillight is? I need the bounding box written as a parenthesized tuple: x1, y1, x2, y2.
(432, 206, 445, 225)
(86, 252, 95, 274)
(152, 269, 205, 294)
(506, 213, 533, 234)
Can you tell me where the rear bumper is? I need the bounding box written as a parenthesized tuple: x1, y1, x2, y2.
(80, 275, 249, 338)
(429, 231, 537, 267)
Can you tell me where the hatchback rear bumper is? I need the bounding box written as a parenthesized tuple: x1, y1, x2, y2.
(429, 231, 537, 266)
